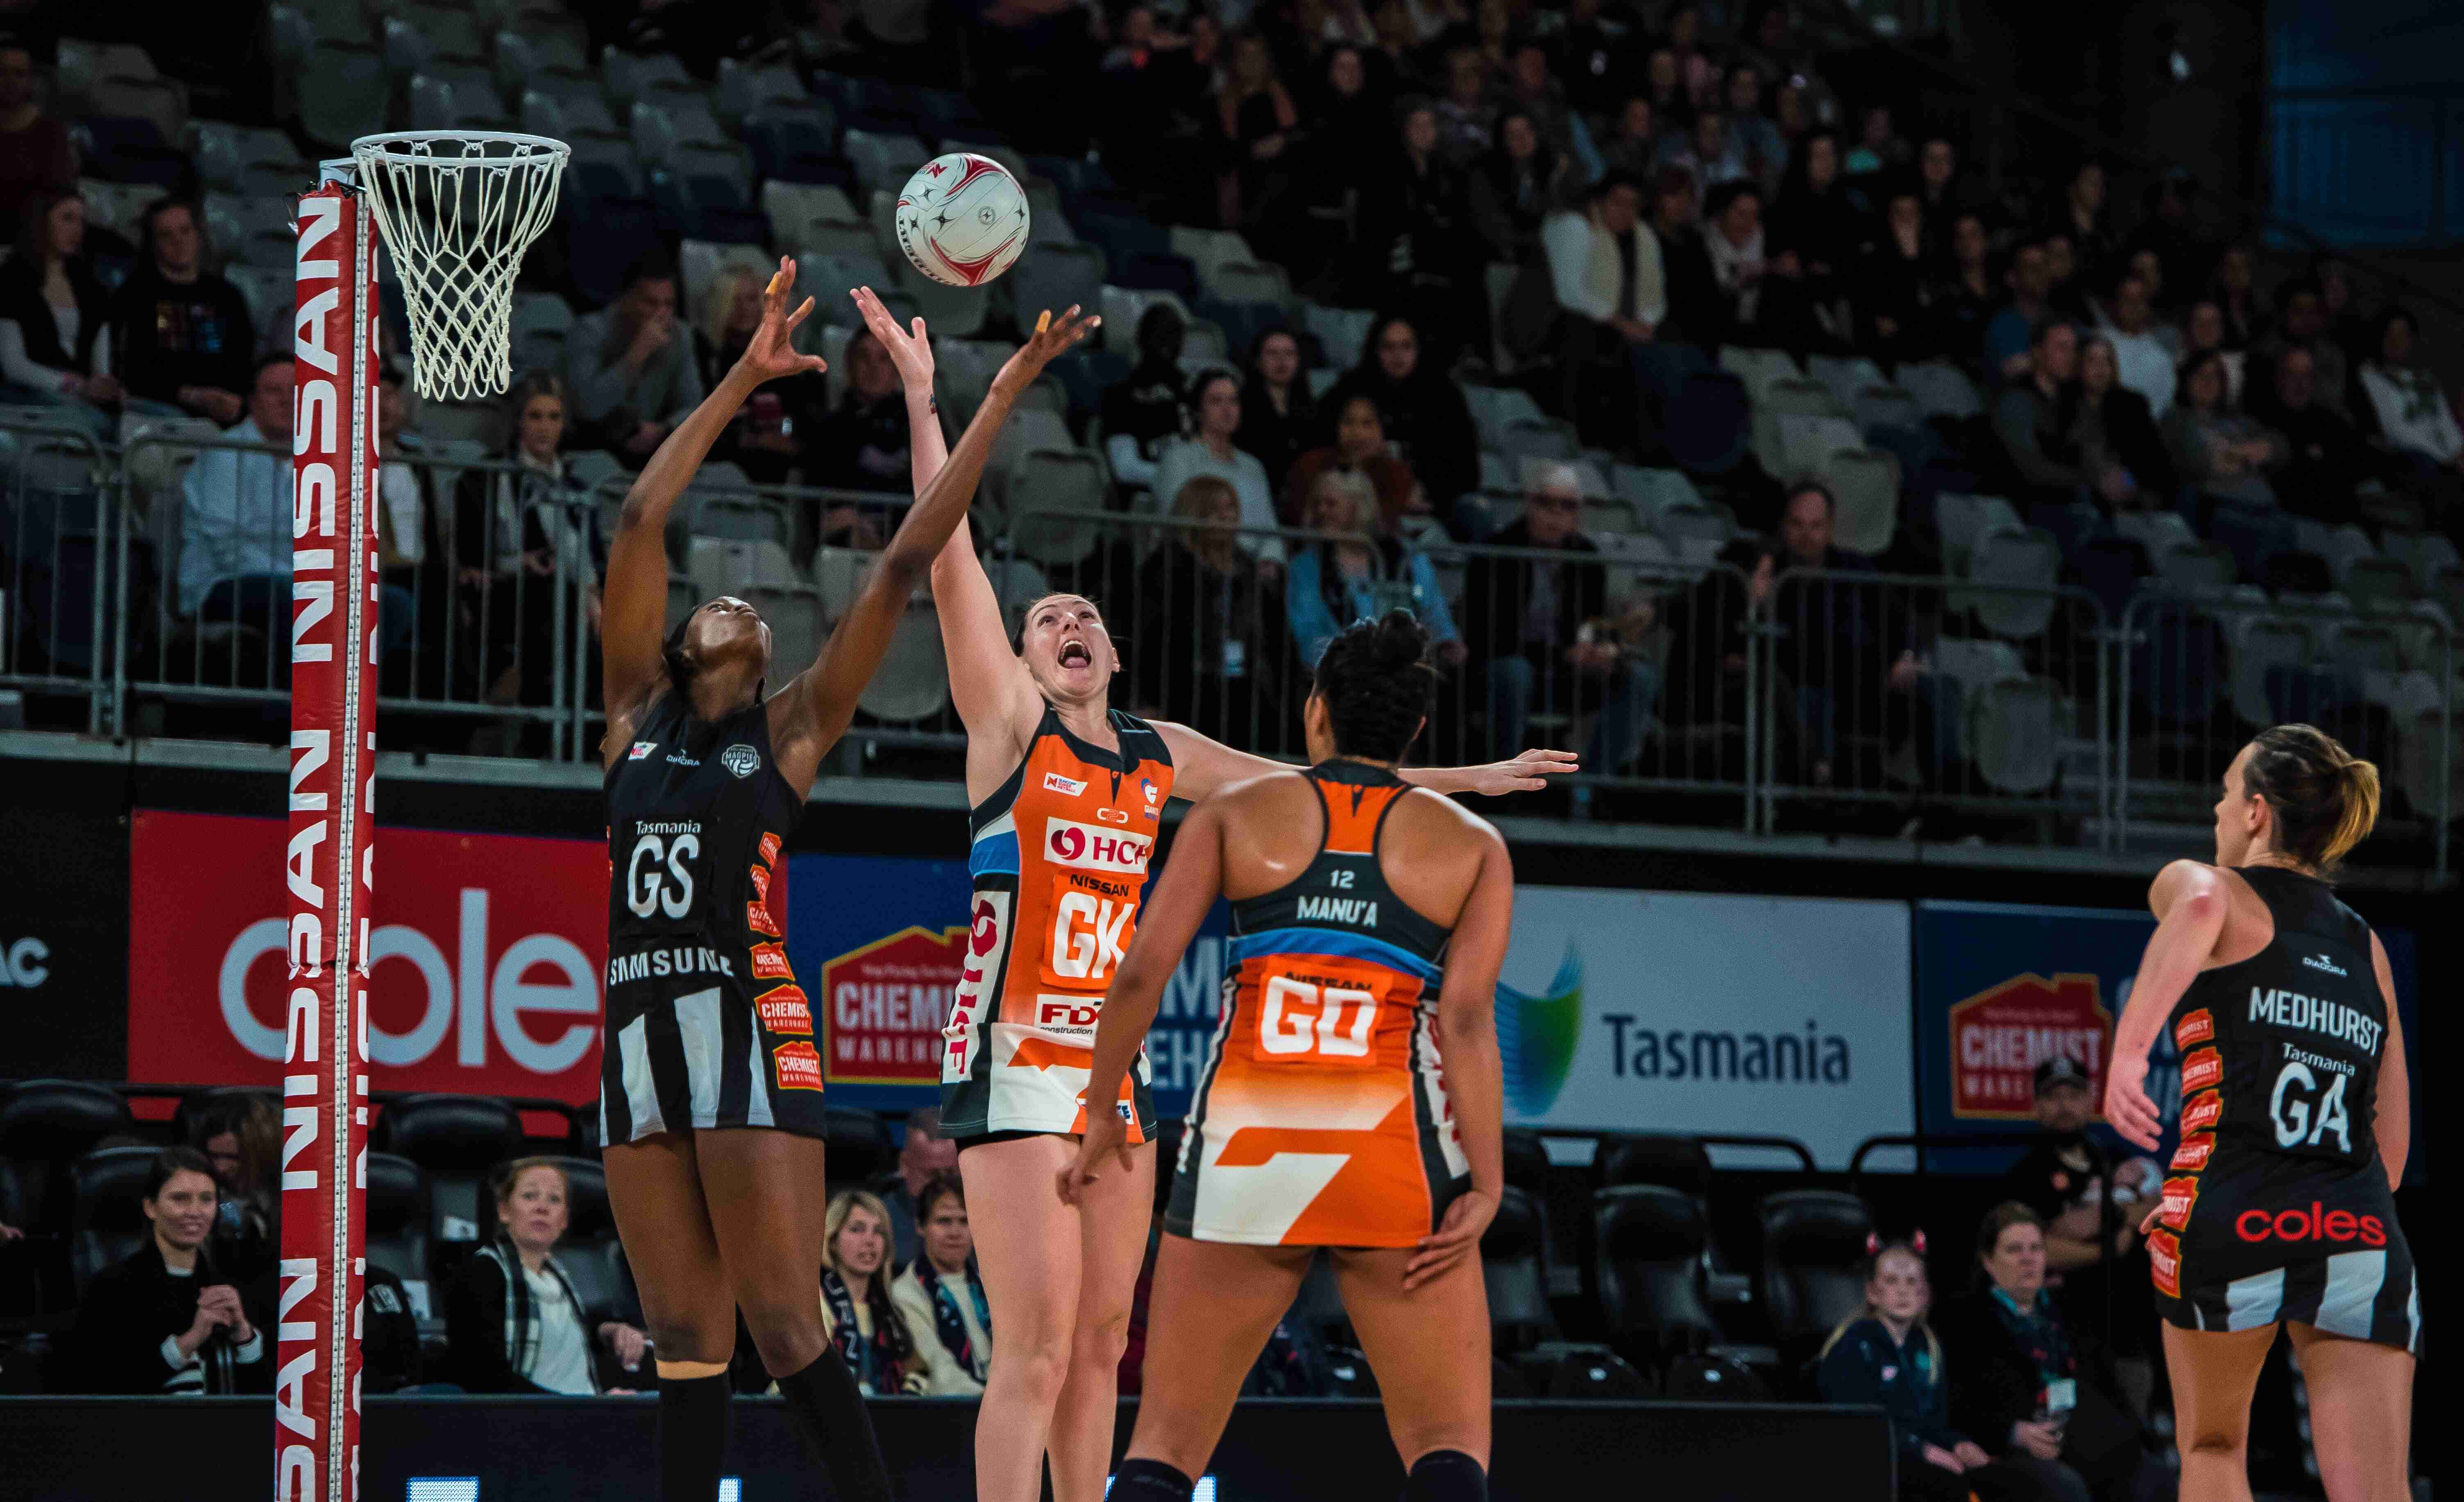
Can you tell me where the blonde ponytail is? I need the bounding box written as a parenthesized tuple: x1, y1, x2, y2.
(2246, 725, 2381, 874)
(2321, 754, 2380, 870)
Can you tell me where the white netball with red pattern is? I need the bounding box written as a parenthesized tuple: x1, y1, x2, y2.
(894, 152, 1031, 288)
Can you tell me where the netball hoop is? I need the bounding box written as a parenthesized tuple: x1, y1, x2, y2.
(274, 133, 565, 1502)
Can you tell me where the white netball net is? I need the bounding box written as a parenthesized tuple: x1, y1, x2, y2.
(350, 132, 569, 400)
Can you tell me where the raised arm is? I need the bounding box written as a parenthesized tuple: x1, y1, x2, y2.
(2106, 859, 2229, 1151)
(2369, 931, 2408, 1188)
(1154, 719, 1581, 801)
(851, 287, 1028, 742)
(1406, 822, 1512, 1290)
(771, 305, 1097, 777)
(601, 257, 826, 736)
(1058, 797, 1226, 1204)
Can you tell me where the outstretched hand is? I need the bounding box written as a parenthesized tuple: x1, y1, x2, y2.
(993, 306, 1101, 399)
(851, 286, 936, 392)
(731, 256, 830, 385)
(1055, 1106, 1133, 1207)
(1466, 748, 1580, 795)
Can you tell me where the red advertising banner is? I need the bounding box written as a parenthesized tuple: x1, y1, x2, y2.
(1947, 972, 2113, 1119)
(820, 924, 967, 1086)
(130, 810, 611, 1104)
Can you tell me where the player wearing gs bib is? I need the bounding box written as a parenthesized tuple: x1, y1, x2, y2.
(1065, 614, 1514, 1502)
(1168, 761, 1464, 1246)
(592, 269, 1095, 1502)
(941, 706, 1171, 1142)
(2105, 725, 2414, 1502)
(859, 289, 1571, 1502)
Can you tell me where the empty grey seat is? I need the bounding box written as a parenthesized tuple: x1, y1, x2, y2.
(1969, 677, 2061, 794)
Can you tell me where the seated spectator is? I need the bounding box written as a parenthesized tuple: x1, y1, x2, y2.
(72, 1148, 269, 1395)
(2049, 161, 2116, 284)
(1983, 240, 2055, 384)
(2179, 300, 2245, 408)
(563, 256, 703, 461)
(1235, 327, 1315, 498)
(820, 1190, 925, 1396)
(2251, 277, 2351, 423)
(1656, 108, 1747, 192)
(1217, 33, 1299, 228)
(1999, 1057, 2160, 1378)
(1640, 46, 1693, 138)
(446, 1157, 648, 1394)
(2119, 249, 2176, 334)
(178, 355, 295, 627)
(697, 264, 829, 487)
(1503, 41, 1588, 176)
(2162, 349, 2284, 511)
(1153, 370, 1284, 566)
(1469, 109, 1569, 262)
(1381, 102, 1487, 365)
(2208, 244, 2261, 350)
(2256, 344, 2391, 526)
(2358, 308, 2464, 477)
(1431, 47, 1496, 163)
(1856, 184, 1933, 365)
(889, 1176, 991, 1397)
(2074, 338, 2172, 508)
(2040, 233, 2088, 322)
(1841, 102, 1907, 179)
(1995, 320, 2111, 513)
(110, 198, 254, 425)
(806, 326, 919, 545)
(1647, 167, 1721, 348)
(1100, 304, 1192, 493)
(1938, 1204, 2162, 1502)
(1534, 172, 1664, 426)
(1818, 1238, 2040, 1502)
(1131, 476, 1292, 749)
(0, 188, 118, 435)
(1758, 481, 1959, 792)
(1933, 212, 1998, 369)
(0, 36, 75, 242)
(1914, 138, 1987, 245)
(2126, 177, 2208, 313)
(1769, 132, 1859, 301)
(1460, 463, 1657, 782)
(451, 371, 604, 716)
(1284, 393, 1427, 529)
(1705, 182, 1825, 354)
(1286, 469, 1462, 668)
(2095, 272, 2176, 417)
(1322, 313, 1479, 524)
(189, 1095, 278, 1288)
(1721, 64, 1788, 191)
(874, 1106, 958, 1271)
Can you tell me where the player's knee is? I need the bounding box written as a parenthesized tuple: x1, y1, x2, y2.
(1401, 1448, 1487, 1502)
(644, 1315, 733, 1367)
(2180, 1421, 2246, 1460)
(1070, 1301, 1133, 1367)
(999, 1330, 1073, 1403)
(736, 1294, 826, 1375)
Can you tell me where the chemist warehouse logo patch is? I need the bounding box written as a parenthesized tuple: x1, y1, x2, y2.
(757, 984, 813, 1036)
(773, 1041, 823, 1091)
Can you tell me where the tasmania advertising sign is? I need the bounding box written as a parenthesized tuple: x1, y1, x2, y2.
(129, 810, 610, 1102)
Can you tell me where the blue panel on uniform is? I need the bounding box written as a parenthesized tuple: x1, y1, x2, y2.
(1227, 927, 1443, 983)
(967, 830, 1020, 878)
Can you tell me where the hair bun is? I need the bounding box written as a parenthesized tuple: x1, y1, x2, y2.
(1372, 609, 1430, 668)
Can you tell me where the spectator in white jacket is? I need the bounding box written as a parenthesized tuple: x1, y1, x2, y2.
(178, 354, 295, 621)
(1151, 369, 1285, 567)
(1541, 172, 1664, 344)
(2359, 308, 2463, 470)
(890, 1176, 992, 1397)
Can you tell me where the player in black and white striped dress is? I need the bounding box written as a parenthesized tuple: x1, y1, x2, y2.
(595, 258, 1095, 1502)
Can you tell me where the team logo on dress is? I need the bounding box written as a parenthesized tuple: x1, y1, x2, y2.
(721, 743, 760, 779)
(2170, 1132, 2215, 1171)
(2174, 1009, 2213, 1049)
(1044, 818, 1150, 874)
(2179, 1047, 2222, 1094)
(756, 984, 813, 1035)
(759, 833, 782, 865)
(1043, 771, 1087, 796)
(750, 943, 793, 980)
(628, 741, 657, 760)
(2180, 1090, 2222, 1133)
(1141, 777, 1159, 806)
(2147, 1228, 2181, 1298)
(748, 901, 783, 938)
(2157, 1176, 2200, 1231)
(773, 1040, 824, 1091)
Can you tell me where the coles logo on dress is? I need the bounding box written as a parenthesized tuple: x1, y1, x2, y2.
(2174, 1008, 2213, 1049)
(2148, 1228, 2182, 1298)
(2157, 1175, 2200, 1230)
(127, 810, 607, 1103)
(2181, 1090, 2223, 1134)
(2233, 1204, 2387, 1246)
(2171, 1132, 2216, 1171)
(1044, 819, 1150, 875)
(757, 984, 813, 1035)
(2179, 1047, 2222, 1094)
(773, 1040, 824, 1091)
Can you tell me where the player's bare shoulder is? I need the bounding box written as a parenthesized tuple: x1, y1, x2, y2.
(1401, 783, 1507, 847)
(1210, 765, 1317, 818)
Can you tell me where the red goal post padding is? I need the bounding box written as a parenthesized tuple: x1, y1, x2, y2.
(279, 181, 379, 1502)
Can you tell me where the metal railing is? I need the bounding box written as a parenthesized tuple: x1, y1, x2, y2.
(0, 420, 114, 731)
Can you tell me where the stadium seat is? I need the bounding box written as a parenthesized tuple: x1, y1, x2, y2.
(1750, 378, 1847, 475)
(1716, 346, 1801, 407)
(1595, 1184, 1719, 1366)
(568, 197, 664, 307)
(383, 7, 488, 75)
(1013, 244, 1108, 330)
(1964, 527, 2060, 639)
(891, 264, 992, 339)
(2230, 616, 2313, 727)
(716, 58, 808, 128)
(2340, 554, 2415, 610)
(68, 1145, 161, 1298)
(745, 107, 848, 188)
(373, 1094, 526, 1257)
(2071, 535, 2148, 622)
(1852, 383, 1926, 439)
(1772, 413, 1861, 479)
(1598, 1133, 1713, 1195)
(364, 1152, 435, 1318)
(1665, 373, 1750, 476)
(1006, 450, 1108, 564)
(841, 128, 932, 197)
(510, 292, 573, 376)
(2152, 539, 2237, 596)
(73, 116, 190, 188)
(1301, 304, 1375, 372)
(855, 607, 951, 723)
(0, 1079, 135, 1235)
(1611, 465, 1703, 521)
(299, 42, 390, 146)
(1804, 354, 1885, 413)
(824, 1108, 895, 1189)
(1969, 676, 2061, 793)
(797, 253, 897, 326)
(1481, 1186, 1556, 1351)
(1075, 209, 1172, 272)
(1822, 449, 1900, 557)
(494, 30, 589, 95)
(679, 241, 773, 324)
(599, 46, 696, 113)
(763, 179, 858, 240)
(1098, 287, 1194, 357)
(1897, 360, 1983, 420)
(1115, 251, 1201, 301)
(1754, 1189, 1872, 1365)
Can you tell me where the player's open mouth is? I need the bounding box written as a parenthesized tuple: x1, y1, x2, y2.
(1059, 641, 1091, 668)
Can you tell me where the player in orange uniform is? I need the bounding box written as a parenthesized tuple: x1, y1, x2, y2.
(851, 291, 1561, 1502)
(1063, 612, 1514, 1502)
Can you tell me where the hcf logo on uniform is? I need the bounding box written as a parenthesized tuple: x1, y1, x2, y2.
(1045, 818, 1150, 873)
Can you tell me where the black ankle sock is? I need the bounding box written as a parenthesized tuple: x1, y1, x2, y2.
(657, 1369, 734, 1502)
(1404, 1450, 1487, 1502)
(774, 1353, 897, 1502)
(1111, 1458, 1197, 1502)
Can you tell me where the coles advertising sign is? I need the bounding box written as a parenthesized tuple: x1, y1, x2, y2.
(1493, 890, 1914, 1169)
(128, 810, 610, 1103)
